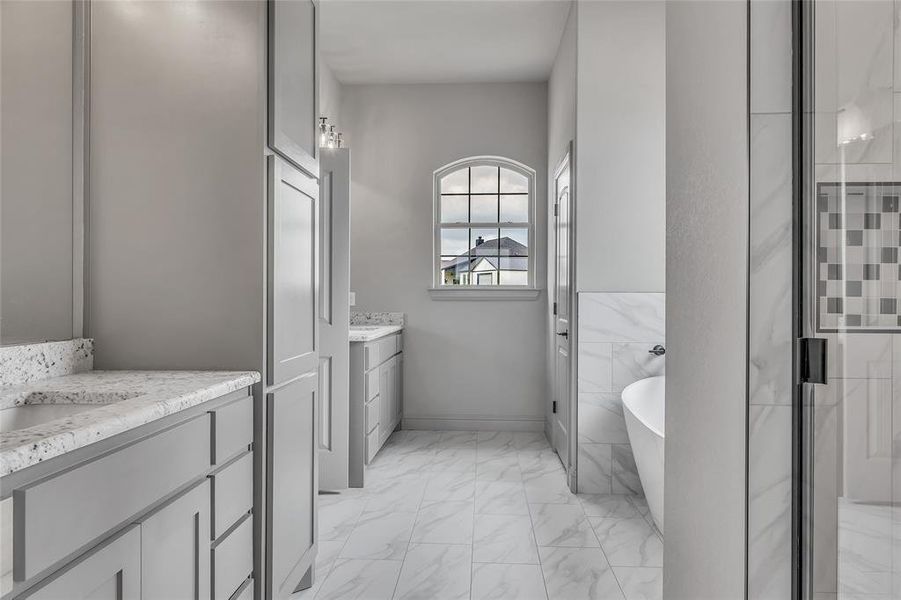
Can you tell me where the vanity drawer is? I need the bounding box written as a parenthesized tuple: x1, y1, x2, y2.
(364, 343, 380, 371)
(14, 414, 211, 582)
(376, 335, 398, 363)
(210, 393, 253, 465)
(365, 428, 380, 464)
(210, 452, 253, 540)
(365, 369, 379, 401)
(212, 514, 253, 600)
(365, 397, 379, 434)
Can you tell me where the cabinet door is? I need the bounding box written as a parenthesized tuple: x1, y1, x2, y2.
(378, 359, 392, 443)
(267, 375, 318, 600)
(269, 0, 318, 178)
(139, 479, 211, 600)
(396, 356, 403, 421)
(268, 156, 319, 386)
(23, 527, 140, 600)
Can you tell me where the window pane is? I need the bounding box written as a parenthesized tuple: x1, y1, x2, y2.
(470, 195, 498, 222)
(500, 195, 528, 222)
(471, 165, 498, 193)
(441, 228, 469, 256)
(441, 195, 468, 223)
(440, 168, 469, 194)
(440, 255, 467, 286)
(499, 228, 528, 255)
(500, 168, 528, 193)
(471, 228, 500, 257)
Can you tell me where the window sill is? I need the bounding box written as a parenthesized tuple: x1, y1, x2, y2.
(427, 287, 541, 301)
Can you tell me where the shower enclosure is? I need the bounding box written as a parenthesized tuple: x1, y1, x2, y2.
(798, 1, 900, 598)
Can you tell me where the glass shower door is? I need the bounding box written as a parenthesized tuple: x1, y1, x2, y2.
(800, 1, 900, 598)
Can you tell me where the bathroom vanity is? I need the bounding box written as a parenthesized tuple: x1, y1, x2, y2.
(0, 341, 259, 600)
(348, 325, 404, 486)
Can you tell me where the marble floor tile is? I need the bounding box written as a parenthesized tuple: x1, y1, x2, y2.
(473, 514, 539, 564)
(477, 454, 524, 482)
(513, 431, 552, 451)
(475, 481, 530, 516)
(439, 430, 479, 449)
(338, 509, 417, 560)
(315, 558, 402, 600)
(424, 470, 476, 502)
(530, 503, 599, 548)
(591, 518, 663, 567)
(363, 476, 428, 514)
(471, 563, 549, 600)
(394, 543, 472, 600)
(524, 472, 579, 505)
(519, 448, 564, 477)
(410, 500, 475, 544)
(477, 431, 518, 455)
(430, 447, 478, 472)
(613, 567, 663, 600)
(319, 496, 367, 542)
(578, 495, 640, 519)
(538, 546, 625, 600)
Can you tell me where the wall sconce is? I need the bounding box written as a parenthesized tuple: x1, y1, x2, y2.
(319, 117, 329, 147)
(336, 133, 344, 148)
(327, 125, 337, 148)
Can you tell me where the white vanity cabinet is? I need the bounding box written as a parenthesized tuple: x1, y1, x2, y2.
(4, 389, 254, 600)
(349, 332, 403, 487)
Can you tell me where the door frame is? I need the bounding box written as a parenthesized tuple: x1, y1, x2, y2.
(552, 142, 579, 492)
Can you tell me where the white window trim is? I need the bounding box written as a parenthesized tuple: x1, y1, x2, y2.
(429, 156, 539, 301)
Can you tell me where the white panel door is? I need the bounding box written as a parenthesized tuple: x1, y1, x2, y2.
(317, 148, 351, 491)
(552, 149, 573, 476)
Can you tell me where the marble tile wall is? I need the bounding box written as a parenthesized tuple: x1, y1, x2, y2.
(748, 0, 793, 598)
(577, 293, 665, 495)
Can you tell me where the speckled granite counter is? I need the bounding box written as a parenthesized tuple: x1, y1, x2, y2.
(0, 370, 260, 476)
(349, 325, 403, 343)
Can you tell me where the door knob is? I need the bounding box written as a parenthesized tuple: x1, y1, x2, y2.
(557, 331, 569, 338)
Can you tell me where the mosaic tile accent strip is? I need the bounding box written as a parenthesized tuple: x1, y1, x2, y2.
(817, 182, 901, 332)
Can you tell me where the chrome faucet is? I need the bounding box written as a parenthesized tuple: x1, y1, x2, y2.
(648, 344, 666, 356)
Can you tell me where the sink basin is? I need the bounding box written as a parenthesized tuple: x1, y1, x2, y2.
(0, 404, 99, 433)
(0, 390, 142, 434)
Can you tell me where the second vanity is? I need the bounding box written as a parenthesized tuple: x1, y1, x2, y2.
(0, 340, 259, 600)
(348, 321, 404, 487)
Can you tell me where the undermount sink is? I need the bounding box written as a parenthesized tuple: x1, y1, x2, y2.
(0, 390, 142, 434)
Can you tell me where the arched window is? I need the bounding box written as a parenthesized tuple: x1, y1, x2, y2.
(432, 156, 536, 293)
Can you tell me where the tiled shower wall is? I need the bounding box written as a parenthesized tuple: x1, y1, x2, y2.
(749, 1, 901, 598)
(577, 292, 665, 495)
(748, 0, 793, 597)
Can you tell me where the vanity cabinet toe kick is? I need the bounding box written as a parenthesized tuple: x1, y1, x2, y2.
(2, 388, 255, 600)
(349, 331, 404, 487)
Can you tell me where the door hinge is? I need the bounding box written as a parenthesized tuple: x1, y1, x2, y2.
(554, 203, 559, 217)
(798, 337, 828, 384)
(552, 401, 557, 414)
(553, 302, 557, 315)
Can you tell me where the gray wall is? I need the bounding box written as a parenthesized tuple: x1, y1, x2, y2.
(546, 2, 576, 435)
(664, 1, 748, 598)
(0, 0, 74, 345)
(320, 62, 343, 135)
(342, 82, 549, 429)
(88, 0, 266, 372)
(575, 0, 666, 294)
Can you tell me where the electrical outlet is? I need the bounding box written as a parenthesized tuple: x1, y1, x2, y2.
(349, 292, 356, 307)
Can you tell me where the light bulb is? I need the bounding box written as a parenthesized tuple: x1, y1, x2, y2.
(319, 117, 329, 147)
(327, 125, 337, 148)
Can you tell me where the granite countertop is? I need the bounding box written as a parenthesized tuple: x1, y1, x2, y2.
(0, 370, 260, 477)
(349, 325, 403, 343)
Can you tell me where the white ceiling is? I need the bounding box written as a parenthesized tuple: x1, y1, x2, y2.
(319, 0, 572, 84)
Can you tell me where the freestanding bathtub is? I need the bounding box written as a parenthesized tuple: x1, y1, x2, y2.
(622, 376, 665, 534)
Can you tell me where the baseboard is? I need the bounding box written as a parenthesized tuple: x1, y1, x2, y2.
(401, 414, 545, 432)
